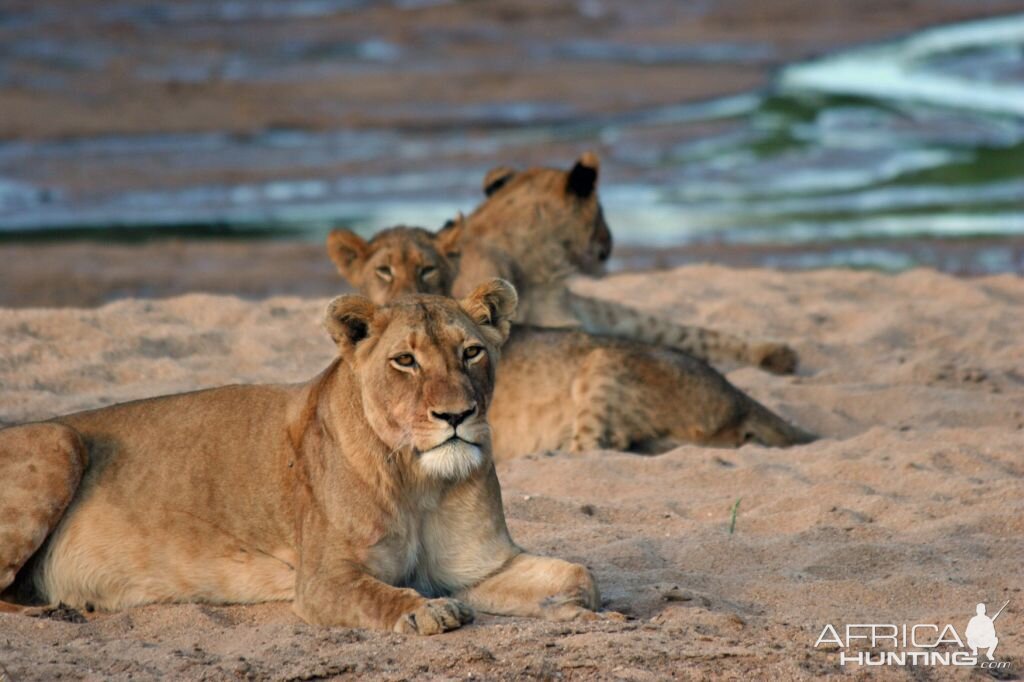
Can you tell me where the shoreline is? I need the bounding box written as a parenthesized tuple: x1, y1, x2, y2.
(1, 235, 1021, 309)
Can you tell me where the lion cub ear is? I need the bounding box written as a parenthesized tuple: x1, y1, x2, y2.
(326, 229, 369, 283)
(435, 212, 466, 260)
(459, 279, 518, 347)
(566, 151, 599, 199)
(324, 295, 378, 353)
(482, 166, 516, 196)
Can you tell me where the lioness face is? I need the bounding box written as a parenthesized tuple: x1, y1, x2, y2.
(325, 280, 517, 480)
(326, 226, 456, 305)
(476, 151, 612, 274)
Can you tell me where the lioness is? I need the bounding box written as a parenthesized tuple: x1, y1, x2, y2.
(333, 152, 796, 374)
(327, 227, 815, 458)
(0, 282, 603, 632)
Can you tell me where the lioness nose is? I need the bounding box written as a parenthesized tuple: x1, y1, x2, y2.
(431, 406, 476, 428)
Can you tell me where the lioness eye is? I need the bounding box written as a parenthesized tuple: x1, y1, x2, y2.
(420, 266, 437, 280)
(463, 345, 484, 362)
(391, 353, 416, 368)
(375, 266, 393, 282)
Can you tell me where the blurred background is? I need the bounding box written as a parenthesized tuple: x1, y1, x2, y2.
(2, 0, 1023, 307)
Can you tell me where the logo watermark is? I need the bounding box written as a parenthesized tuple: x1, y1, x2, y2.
(815, 600, 1011, 669)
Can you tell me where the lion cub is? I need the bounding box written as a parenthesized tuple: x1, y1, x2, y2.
(0, 282, 605, 632)
(408, 152, 796, 374)
(328, 227, 815, 459)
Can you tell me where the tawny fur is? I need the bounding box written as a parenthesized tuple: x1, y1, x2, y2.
(326, 227, 816, 459)
(0, 284, 604, 632)
(437, 152, 798, 374)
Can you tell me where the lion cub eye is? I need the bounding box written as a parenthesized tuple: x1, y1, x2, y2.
(463, 345, 485, 363)
(391, 353, 417, 369)
(420, 266, 438, 281)
(375, 265, 393, 282)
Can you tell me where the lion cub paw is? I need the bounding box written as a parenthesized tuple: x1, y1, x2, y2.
(394, 598, 475, 636)
(750, 342, 798, 375)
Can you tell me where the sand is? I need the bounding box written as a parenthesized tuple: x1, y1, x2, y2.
(1, 265, 1022, 680)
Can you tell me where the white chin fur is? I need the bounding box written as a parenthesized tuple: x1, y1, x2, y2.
(419, 440, 483, 480)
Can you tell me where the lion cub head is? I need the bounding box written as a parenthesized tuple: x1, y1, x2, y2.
(324, 280, 517, 480)
(327, 226, 457, 305)
(469, 151, 612, 276)
(328, 225, 459, 301)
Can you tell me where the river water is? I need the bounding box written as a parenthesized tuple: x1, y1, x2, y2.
(1, 9, 1022, 273)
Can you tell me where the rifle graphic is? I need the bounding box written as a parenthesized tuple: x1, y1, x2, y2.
(992, 599, 1010, 622)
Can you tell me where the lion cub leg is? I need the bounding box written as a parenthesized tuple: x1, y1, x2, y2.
(568, 291, 797, 374)
(457, 553, 604, 622)
(568, 349, 658, 452)
(0, 423, 87, 598)
(566, 345, 814, 453)
(628, 349, 815, 449)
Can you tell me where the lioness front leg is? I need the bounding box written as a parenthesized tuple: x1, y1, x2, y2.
(456, 553, 602, 621)
(294, 562, 474, 634)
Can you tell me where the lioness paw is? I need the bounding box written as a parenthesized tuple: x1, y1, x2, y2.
(750, 342, 798, 375)
(394, 598, 474, 636)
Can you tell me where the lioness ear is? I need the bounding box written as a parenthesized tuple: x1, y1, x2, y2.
(324, 295, 378, 353)
(435, 212, 466, 260)
(482, 166, 516, 196)
(326, 229, 369, 282)
(459, 278, 518, 346)
(566, 151, 599, 199)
